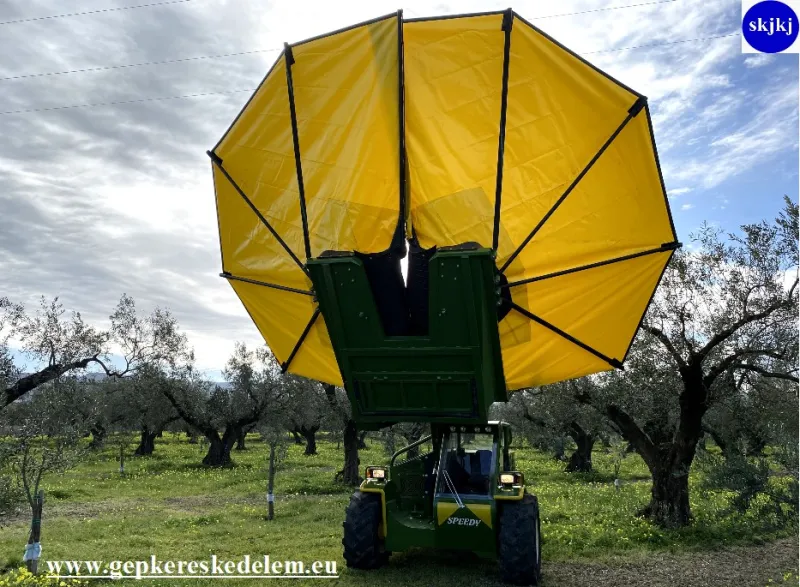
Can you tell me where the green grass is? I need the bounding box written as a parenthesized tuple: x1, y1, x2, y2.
(0, 433, 795, 586)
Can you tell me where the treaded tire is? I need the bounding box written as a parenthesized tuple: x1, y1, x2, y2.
(342, 491, 389, 569)
(498, 492, 542, 585)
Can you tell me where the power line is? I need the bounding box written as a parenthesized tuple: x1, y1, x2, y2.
(0, 48, 282, 81)
(0, 0, 676, 81)
(0, 31, 739, 115)
(0, 88, 254, 115)
(585, 31, 738, 54)
(0, 30, 733, 85)
(531, 0, 677, 20)
(0, 0, 197, 25)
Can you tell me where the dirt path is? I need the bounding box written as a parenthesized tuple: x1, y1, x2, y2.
(543, 538, 798, 587)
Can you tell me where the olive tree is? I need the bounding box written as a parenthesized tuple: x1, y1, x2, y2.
(576, 199, 798, 528)
(0, 378, 89, 571)
(504, 385, 608, 473)
(2, 294, 190, 410)
(284, 376, 328, 456)
(162, 343, 283, 467)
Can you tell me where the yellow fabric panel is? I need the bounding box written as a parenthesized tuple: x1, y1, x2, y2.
(521, 250, 671, 363)
(404, 14, 505, 249)
(292, 15, 400, 255)
(498, 18, 639, 269)
(214, 56, 309, 287)
(502, 319, 611, 389)
(508, 113, 675, 282)
(229, 280, 342, 386)
(213, 164, 309, 292)
(289, 315, 343, 386)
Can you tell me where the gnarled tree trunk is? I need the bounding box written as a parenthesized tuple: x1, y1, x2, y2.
(640, 466, 691, 528)
(135, 425, 157, 456)
(565, 422, 595, 473)
(202, 427, 238, 467)
(88, 424, 106, 449)
(337, 419, 360, 486)
(552, 437, 566, 462)
(323, 384, 361, 486)
(235, 427, 247, 451)
(299, 425, 319, 456)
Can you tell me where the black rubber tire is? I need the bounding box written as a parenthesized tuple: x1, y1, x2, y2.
(498, 493, 542, 585)
(342, 491, 389, 569)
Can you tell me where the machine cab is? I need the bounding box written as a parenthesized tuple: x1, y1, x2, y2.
(432, 423, 514, 557)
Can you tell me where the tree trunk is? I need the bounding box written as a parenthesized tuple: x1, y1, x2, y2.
(300, 425, 319, 456)
(267, 442, 276, 520)
(640, 467, 691, 528)
(88, 424, 106, 449)
(402, 423, 425, 458)
(565, 423, 595, 473)
(235, 427, 247, 451)
(202, 428, 235, 467)
(357, 430, 368, 450)
(745, 430, 767, 456)
(291, 430, 304, 445)
(25, 490, 44, 574)
(323, 383, 360, 485)
(552, 437, 566, 462)
(336, 420, 360, 486)
(134, 425, 157, 456)
(702, 424, 727, 454)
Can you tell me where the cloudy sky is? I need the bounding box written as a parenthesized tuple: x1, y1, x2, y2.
(1, 0, 797, 378)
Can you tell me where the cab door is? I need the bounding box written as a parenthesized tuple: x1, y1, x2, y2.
(433, 429, 498, 557)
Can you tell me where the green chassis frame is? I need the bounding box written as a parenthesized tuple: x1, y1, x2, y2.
(307, 246, 507, 429)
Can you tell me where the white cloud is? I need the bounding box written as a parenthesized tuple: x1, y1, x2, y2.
(668, 187, 693, 197)
(744, 54, 775, 68)
(664, 82, 798, 188)
(681, 204, 695, 210)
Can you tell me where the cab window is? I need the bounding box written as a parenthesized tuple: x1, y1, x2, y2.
(435, 431, 494, 496)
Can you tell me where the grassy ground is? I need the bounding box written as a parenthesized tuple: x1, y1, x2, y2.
(0, 433, 796, 586)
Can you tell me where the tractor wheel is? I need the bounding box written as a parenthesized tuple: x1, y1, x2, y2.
(342, 491, 389, 569)
(498, 492, 542, 585)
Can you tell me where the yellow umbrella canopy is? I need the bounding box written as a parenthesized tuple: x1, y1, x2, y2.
(209, 9, 678, 390)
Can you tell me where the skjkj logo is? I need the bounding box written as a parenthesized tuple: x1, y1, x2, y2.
(742, 0, 800, 53)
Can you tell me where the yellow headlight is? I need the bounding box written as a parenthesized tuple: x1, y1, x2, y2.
(500, 473, 515, 484)
(366, 467, 386, 480)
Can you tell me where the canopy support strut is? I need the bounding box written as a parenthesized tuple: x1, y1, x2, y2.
(492, 8, 513, 253)
(220, 272, 314, 296)
(285, 44, 313, 261)
(509, 301, 623, 370)
(397, 9, 407, 237)
(500, 96, 647, 273)
(505, 241, 680, 288)
(207, 152, 310, 278)
(281, 307, 321, 373)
